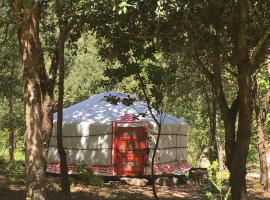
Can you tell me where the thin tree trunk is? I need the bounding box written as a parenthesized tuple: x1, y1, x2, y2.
(15, 1, 47, 199)
(42, 91, 55, 169)
(211, 92, 218, 161)
(204, 86, 215, 162)
(253, 69, 269, 191)
(256, 107, 269, 191)
(209, 92, 224, 171)
(216, 140, 224, 171)
(151, 123, 162, 200)
(56, 38, 70, 194)
(42, 47, 59, 154)
(56, 0, 70, 194)
(8, 65, 15, 162)
(202, 81, 224, 169)
(137, 73, 162, 200)
(212, 99, 224, 171)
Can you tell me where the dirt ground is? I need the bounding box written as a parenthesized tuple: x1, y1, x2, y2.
(1, 175, 270, 200)
(0, 159, 270, 200)
(0, 176, 206, 200)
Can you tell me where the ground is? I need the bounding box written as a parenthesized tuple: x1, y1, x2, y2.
(0, 175, 206, 200)
(0, 159, 270, 200)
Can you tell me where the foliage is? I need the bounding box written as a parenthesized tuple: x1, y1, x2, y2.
(206, 160, 230, 200)
(0, 157, 26, 183)
(0, 21, 24, 160)
(0, 96, 24, 158)
(79, 167, 103, 187)
(6, 160, 26, 180)
(247, 144, 259, 169)
(0, 2, 269, 198)
(63, 33, 110, 107)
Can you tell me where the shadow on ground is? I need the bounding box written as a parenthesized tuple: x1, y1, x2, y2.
(0, 176, 205, 200)
(1, 159, 270, 200)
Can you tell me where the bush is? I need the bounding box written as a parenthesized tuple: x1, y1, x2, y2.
(206, 160, 230, 200)
(74, 163, 103, 186)
(79, 168, 103, 186)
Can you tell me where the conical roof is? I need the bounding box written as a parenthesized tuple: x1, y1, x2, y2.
(55, 91, 186, 126)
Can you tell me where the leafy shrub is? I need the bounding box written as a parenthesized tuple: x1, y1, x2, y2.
(79, 168, 103, 187)
(74, 163, 103, 186)
(206, 160, 230, 200)
(246, 144, 259, 170)
(7, 160, 26, 181)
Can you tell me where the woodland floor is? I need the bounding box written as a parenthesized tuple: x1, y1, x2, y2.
(0, 159, 270, 200)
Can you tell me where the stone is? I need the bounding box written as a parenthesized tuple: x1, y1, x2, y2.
(156, 176, 178, 186)
(120, 177, 149, 186)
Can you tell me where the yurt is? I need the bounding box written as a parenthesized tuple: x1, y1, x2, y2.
(47, 91, 190, 176)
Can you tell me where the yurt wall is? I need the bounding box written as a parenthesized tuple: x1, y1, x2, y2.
(48, 122, 113, 165)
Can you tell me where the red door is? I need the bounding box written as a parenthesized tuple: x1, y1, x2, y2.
(114, 123, 147, 176)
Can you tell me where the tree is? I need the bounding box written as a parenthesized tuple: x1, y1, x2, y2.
(63, 34, 109, 107)
(86, 1, 270, 199)
(0, 0, 22, 162)
(183, 1, 270, 198)
(15, 1, 47, 199)
(55, 0, 71, 195)
(253, 64, 270, 191)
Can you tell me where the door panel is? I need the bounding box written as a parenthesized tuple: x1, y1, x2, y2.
(114, 124, 147, 176)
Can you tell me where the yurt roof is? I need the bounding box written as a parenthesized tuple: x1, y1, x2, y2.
(55, 91, 187, 125)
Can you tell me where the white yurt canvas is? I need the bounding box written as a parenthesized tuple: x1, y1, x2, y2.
(47, 91, 190, 176)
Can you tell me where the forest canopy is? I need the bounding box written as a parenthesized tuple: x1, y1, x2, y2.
(0, 0, 270, 200)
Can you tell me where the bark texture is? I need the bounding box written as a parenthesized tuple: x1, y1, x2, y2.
(253, 65, 270, 191)
(203, 85, 224, 170)
(255, 99, 269, 191)
(210, 93, 224, 171)
(230, 1, 253, 199)
(56, 0, 71, 194)
(15, 1, 47, 199)
(41, 47, 59, 156)
(8, 65, 15, 162)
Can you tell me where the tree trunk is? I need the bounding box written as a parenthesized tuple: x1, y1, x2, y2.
(212, 98, 224, 171)
(203, 81, 224, 170)
(137, 73, 161, 200)
(42, 47, 59, 154)
(253, 71, 269, 191)
(229, 1, 253, 199)
(15, 1, 47, 199)
(24, 77, 46, 200)
(8, 65, 15, 162)
(209, 90, 224, 171)
(216, 141, 224, 171)
(256, 108, 269, 191)
(56, 0, 70, 193)
(151, 123, 161, 200)
(211, 92, 218, 162)
(230, 73, 252, 200)
(42, 92, 55, 164)
(204, 86, 217, 163)
(56, 38, 70, 194)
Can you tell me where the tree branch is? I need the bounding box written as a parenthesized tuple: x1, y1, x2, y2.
(193, 51, 215, 83)
(251, 27, 270, 66)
